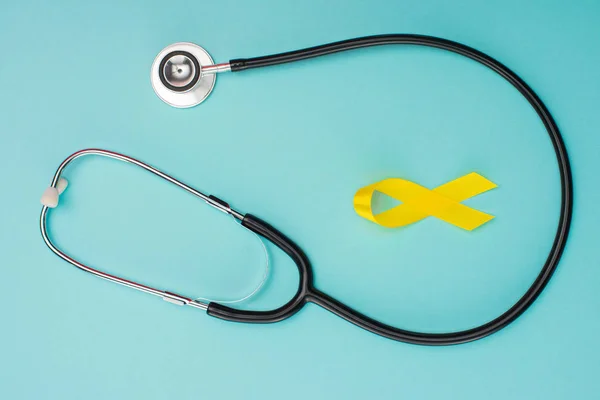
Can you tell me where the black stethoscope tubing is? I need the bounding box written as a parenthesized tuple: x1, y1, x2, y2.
(206, 35, 572, 345)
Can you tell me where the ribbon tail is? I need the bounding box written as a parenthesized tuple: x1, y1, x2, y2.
(434, 202, 495, 231)
(434, 172, 497, 201)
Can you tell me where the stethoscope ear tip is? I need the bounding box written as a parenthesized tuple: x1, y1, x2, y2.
(150, 42, 216, 108)
(40, 178, 68, 208)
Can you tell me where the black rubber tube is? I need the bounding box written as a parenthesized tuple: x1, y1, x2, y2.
(208, 35, 573, 345)
(209, 214, 312, 323)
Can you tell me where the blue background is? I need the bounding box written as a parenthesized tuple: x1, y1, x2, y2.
(2, 0, 599, 398)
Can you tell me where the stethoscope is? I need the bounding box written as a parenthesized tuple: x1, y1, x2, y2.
(41, 35, 572, 345)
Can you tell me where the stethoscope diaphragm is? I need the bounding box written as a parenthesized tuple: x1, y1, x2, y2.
(150, 42, 216, 108)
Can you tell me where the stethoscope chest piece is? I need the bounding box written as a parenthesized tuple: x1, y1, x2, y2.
(151, 42, 216, 108)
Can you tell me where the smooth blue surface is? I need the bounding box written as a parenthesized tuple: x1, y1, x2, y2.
(1, 0, 599, 398)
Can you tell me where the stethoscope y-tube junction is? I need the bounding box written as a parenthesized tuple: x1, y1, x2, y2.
(45, 34, 572, 346)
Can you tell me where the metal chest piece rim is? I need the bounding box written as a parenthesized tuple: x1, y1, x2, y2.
(151, 42, 216, 108)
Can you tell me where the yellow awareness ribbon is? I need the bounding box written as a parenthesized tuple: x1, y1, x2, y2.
(353, 173, 497, 231)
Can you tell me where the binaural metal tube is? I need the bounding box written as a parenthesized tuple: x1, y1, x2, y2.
(40, 148, 247, 311)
